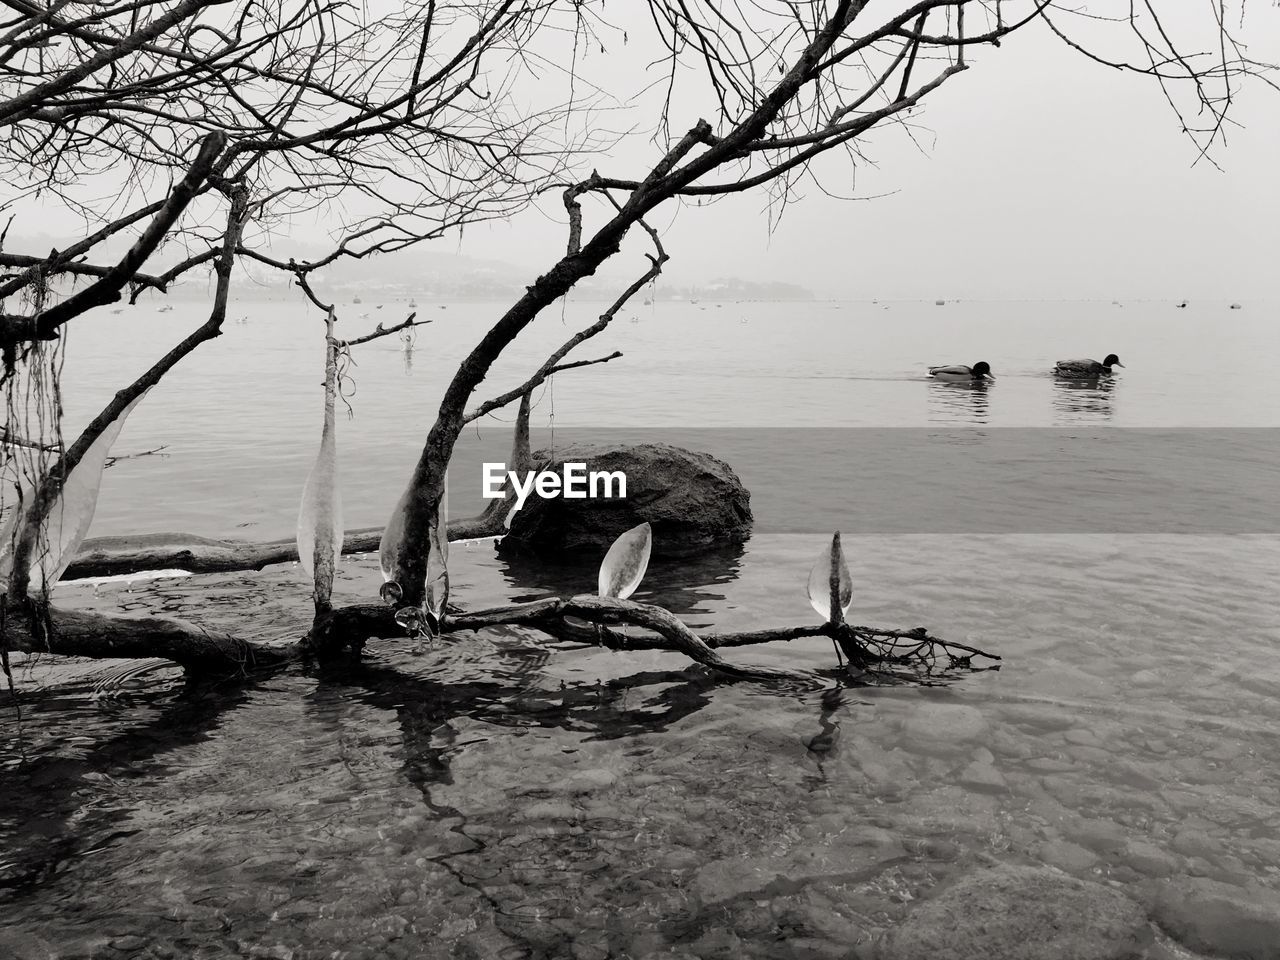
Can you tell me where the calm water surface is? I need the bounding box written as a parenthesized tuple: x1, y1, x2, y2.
(2, 298, 1278, 958)
(45, 297, 1280, 536)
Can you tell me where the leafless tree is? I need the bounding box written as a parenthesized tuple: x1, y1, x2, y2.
(372, 0, 1271, 644)
(0, 0, 594, 341)
(1, 1, 1271, 685)
(0, 0, 591, 581)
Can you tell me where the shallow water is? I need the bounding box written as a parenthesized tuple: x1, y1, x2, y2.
(45, 296, 1280, 538)
(2, 298, 1279, 958)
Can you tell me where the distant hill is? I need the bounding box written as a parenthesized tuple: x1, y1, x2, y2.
(6, 232, 813, 304)
(665, 277, 814, 301)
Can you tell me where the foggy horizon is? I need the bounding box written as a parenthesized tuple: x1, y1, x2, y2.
(6, 8, 1276, 303)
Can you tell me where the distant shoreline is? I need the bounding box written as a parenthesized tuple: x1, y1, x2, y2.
(119, 293, 1267, 306)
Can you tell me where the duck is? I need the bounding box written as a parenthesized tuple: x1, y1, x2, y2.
(928, 361, 995, 383)
(1054, 354, 1124, 378)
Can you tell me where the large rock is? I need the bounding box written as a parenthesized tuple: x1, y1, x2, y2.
(498, 443, 752, 559)
(875, 865, 1151, 960)
(1144, 877, 1280, 960)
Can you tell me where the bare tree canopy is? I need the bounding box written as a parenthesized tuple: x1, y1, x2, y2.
(379, 0, 1275, 609)
(1, 1, 1269, 345)
(0, 0, 597, 349)
(0, 0, 1273, 683)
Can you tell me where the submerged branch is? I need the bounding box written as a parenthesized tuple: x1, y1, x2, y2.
(6, 586, 996, 684)
(2, 591, 988, 686)
(18, 523, 997, 685)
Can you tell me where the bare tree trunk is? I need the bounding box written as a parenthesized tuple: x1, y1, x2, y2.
(393, 236, 638, 605)
(387, 10, 876, 604)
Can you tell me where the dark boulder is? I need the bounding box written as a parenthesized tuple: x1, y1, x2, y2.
(498, 442, 751, 559)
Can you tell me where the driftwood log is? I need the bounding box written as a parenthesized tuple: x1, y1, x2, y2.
(6, 589, 998, 687)
(63, 513, 505, 581)
(2, 602, 299, 673)
(59, 379, 533, 582)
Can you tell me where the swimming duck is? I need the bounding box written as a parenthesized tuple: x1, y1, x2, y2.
(928, 361, 995, 383)
(1054, 354, 1124, 378)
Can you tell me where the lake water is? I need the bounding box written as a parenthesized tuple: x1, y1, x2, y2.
(2, 298, 1278, 958)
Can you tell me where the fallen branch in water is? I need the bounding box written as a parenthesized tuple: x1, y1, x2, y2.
(4, 564, 997, 687)
(309, 595, 1000, 685)
(2, 600, 299, 675)
(62, 518, 504, 581)
(3, 589, 996, 688)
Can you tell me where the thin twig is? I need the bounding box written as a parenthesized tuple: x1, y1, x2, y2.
(103, 444, 169, 468)
(337, 314, 430, 348)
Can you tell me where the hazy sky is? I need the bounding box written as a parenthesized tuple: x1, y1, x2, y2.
(6, 2, 1277, 302)
(458, 3, 1280, 301)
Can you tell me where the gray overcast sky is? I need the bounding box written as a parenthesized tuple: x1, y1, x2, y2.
(8, 2, 1277, 301)
(457, 5, 1280, 301)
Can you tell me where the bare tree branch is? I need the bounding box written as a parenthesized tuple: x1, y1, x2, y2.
(7, 181, 246, 599)
(0, 130, 226, 348)
(337, 314, 430, 348)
